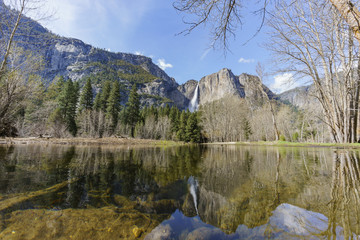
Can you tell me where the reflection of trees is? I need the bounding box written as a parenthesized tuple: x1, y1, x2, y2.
(197, 146, 333, 233)
(198, 147, 287, 232)
(322, 151, 360, 238)
(6, 144, 360, 238)
(0, 145, 204, 210)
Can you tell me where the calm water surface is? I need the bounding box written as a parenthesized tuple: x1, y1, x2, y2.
(0, 144, 359, 239)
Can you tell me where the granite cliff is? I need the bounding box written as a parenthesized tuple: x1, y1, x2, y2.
(1, 3, 277, 109)
(180, 69, 276, 108)
(278, 85, 318, 109)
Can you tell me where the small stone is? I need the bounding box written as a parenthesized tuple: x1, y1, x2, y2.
(132, 226, 143, 238)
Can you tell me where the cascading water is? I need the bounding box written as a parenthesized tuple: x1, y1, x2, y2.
(188, 176, 199, 215)
(189, 83, 199, 112)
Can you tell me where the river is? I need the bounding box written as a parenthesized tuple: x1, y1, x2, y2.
(0, 144, 359, 239)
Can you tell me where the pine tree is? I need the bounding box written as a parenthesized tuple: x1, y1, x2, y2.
(185, 113, 201, 143)
(106, 81, 121, 133)
(169, 106, 180, 134)
(149, 105, 158, 122)
(242, 118, 252, 141)
(125, 84, 140, 137)
(45, 75, 65, 101)
(93, 92, 101, 111)
(79, 77, 93, 111)
(57, 79, 79, 136)
(176, 110, 187, 141)
(100, 80, 111, 112)
(140, 106, 149, 124)
(163, 104, 171, 116)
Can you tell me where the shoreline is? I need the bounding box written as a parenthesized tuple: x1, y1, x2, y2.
(205, 141, 360, 149)
(1, 138, 360, 149)
(0, 137, 183, 147)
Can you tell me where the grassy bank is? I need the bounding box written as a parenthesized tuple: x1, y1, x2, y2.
(0, 137, 185, 147)
(206, 141, 360, 148)
(4, 138, 359, 149)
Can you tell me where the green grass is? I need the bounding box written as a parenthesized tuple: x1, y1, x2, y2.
(208, 141, 360, 148)
(153, 140, 186, 147)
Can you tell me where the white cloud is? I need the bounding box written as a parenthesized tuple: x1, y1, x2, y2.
(135, 51, 144, 56)
(157, 59, 173, 71)
(109, 0, 155, 29)
(238, 57, 255, 63)
(39, 0, 108, 38)
(270, 73, 300, 94)
(35, 0, 155, 49)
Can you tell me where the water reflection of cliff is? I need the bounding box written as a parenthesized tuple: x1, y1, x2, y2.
(196, 146, 360, 238)
(1, 144, 360, 239)
(0, 145, 205, 239)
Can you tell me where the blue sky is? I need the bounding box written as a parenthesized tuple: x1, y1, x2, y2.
(38, 0, 300, 93)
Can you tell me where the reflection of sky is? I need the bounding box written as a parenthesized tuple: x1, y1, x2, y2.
(145, 204, 358, 240)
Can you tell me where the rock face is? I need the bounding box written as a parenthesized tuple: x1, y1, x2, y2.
(180, 69, 277, 108)
(0, 3, 189, 108)
(1, 3, 278, 109)
(278, 85, 318, 109)
(198, 68, 245, 105)
(238, 73, 277, 101)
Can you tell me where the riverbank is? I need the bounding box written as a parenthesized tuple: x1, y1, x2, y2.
(2, 138, 360, 149)
(0, 137, 183, 147)
(206, 141, 360, 148)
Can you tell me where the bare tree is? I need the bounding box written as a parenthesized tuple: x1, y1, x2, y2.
(329, 0, 360, 43)
(267, 0, 359, 143)
(256, 63, 279, 141)
(174, 0, 360, 49)
(0, 0, 49, 136)
(200, 96, 251, 142)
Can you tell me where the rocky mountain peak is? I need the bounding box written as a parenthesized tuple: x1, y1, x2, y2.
(197, 68, 245, 105)
(1, 3, 279, 110)
(178, 69, 277, 109)
(278, 85, 317, 109)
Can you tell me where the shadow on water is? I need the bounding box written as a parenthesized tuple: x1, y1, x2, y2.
(0, 144, 360, 239)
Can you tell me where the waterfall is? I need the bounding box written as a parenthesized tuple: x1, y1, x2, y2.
(189, 83, 199, 112)
(188, 176, 199, 215)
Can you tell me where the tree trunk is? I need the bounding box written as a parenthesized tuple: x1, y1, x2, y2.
(0, 1, 26, 78)
(329, 0, 360, 44)
(354, 58, 360, 142)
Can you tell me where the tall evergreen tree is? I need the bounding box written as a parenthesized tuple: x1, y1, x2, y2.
(125, 83, 140, 137)
(79, 77, 93, 111)
(57, 79, 79, 136)
(185, 113, 201, 143)
(93, 92, 101, 111)
(163, 104, 171, 116)
(169, 106, 180, 133)
(106, 81, 121, 133)
(242, 118, 252, 141)
(45, 75, 65, 101)
(177, 110, 187, 141)
(100, 80, 111, 112)
(149, 105, 158, 122)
